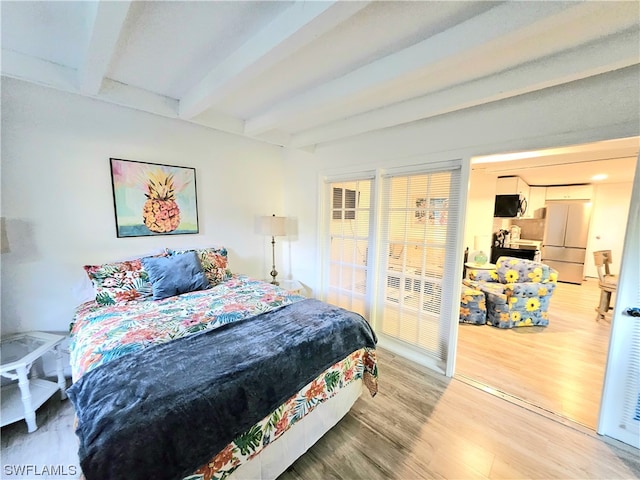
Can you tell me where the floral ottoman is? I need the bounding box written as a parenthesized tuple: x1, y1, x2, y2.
(459, 284, 487, 325)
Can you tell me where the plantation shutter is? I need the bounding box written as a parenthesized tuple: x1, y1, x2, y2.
(324, 178, 374, 319)
(376, 167, 461, 366)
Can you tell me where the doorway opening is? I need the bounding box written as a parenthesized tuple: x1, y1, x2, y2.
(456, 136, 639, 429)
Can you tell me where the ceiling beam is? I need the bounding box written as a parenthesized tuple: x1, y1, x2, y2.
(178, 1, 370, 120)
(0, 62, 267, 146)
(189, 109, 245, 137)
(78, 1, 132, 95)
(244, 1, 605, 137)
(289, 28, 640, 148)
(1, 49, 77, 91)
(98, 79, 179, 118)
(99, 80, 283, 143)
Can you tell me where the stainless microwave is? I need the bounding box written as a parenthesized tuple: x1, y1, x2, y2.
(494, 194, 527, 218)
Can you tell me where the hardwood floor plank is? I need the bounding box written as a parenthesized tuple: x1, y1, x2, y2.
(3, 346, 638, 480)
(456, 277, 610, 428)
(282, 349, 639, 480)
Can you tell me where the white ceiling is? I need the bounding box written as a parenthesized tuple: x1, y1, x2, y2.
(1, 1, 639, 159)
(472, 137, 639, 186)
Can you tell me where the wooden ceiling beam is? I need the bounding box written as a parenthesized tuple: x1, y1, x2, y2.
(244, 1, 612, 137)
(77, 1, 132, 95)
(289, 28, 640, 148)
(178, 1, 370, 120)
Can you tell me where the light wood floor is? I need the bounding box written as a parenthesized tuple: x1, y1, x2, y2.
(456, 277, 611, 429)
(3, 347, 638, 480)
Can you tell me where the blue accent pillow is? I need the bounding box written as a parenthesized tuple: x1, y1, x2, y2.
(141, 251, 210, 300)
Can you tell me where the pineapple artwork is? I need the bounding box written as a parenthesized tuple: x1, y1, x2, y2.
(142, 170, 181, 233)
(110, 158, 198, 237)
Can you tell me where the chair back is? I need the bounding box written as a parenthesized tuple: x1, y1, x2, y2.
(593, 250, 616, 285)
(495, 256, 555, 284)
(462, 247, 469, 279)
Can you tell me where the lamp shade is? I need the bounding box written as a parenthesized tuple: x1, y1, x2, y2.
(474, 235, 491, 252)
(259, 214, 286, 237)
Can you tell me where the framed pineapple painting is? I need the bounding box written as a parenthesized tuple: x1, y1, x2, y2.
(110, 158, 199, 237)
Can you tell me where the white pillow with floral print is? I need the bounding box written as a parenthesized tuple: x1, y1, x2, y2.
(84, 259, 154, 306)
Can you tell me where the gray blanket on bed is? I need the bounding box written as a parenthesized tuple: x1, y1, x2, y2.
(66, 298, 377, 480)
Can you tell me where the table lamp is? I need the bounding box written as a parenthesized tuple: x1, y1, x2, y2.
(472, 235, 489, 265)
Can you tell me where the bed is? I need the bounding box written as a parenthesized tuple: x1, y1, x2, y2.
(66, 248, 378, 480)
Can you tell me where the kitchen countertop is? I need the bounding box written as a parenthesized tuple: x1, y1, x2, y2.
(508, 239, 542, 250)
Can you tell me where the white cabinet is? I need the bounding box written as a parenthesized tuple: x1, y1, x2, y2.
(525, 186, 547, 218)
(545, 185, 592, 200)
(496, 176, 532, 217)
(496, 176, 530, 198)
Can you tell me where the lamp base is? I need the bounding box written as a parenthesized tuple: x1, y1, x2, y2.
(471, 250, 488, 265)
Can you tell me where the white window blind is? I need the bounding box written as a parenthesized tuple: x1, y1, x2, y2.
(325, 179, 373, 318)
(376, 168, 460, 363)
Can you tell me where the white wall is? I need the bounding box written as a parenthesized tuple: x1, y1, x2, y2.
(585, 181, 635, 278)
(284, 66, 640, 295)
(464, 169, 497, 255)
(1, 78, 287, 334)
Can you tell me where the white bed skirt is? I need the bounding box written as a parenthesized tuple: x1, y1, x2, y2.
(229, 378, 363, 480)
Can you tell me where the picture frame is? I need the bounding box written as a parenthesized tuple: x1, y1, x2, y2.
(110, 158, 199, 238)
(414, 197, 448, 225)
(414, 197, 427, 224)
(429, 198, 449, 225)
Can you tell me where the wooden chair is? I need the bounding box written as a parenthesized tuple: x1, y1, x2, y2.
(462, 247, 469, 279)
(593, 250, 617, 321)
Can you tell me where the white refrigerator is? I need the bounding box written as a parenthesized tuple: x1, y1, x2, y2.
(541, 201, 592, 284)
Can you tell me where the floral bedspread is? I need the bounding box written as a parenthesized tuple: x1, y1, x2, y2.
(188, 347, 377, 480)
(69, 274, 303, 381)
(70, 274, 378, 480)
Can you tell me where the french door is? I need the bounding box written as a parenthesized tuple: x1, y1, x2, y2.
(598, 157, 640, 448)
(375, 168, 461, 371)
(324, 178, 374, 319)
(323, 162, 463, 373)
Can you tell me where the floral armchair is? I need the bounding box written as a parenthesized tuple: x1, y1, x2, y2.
(463, 256, 558, 328)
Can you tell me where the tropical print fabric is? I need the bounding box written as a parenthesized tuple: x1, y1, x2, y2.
(70, 274, 379, 480)
(187, 348, 378, 480)
(69, 274, 303, 381)
(464, 256, 558, 328)
(167, 247, 232, 287)
(84, 258, 156, 306)
(459, 284, 486, 325)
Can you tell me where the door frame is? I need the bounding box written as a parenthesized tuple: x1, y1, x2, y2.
(597, 155, 640, 447)
(454, 144, 638, 445)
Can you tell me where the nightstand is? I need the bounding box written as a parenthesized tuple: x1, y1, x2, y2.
(279, 279, 305, 296)
(1, 331, 67, 432)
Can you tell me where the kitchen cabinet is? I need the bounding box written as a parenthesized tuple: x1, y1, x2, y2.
(545, 185, 592, 200)
(523, 186, 546, 218)
(496, 176, 530, 198)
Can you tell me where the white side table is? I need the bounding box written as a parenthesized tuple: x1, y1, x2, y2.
(464, 262, 497, 271)
(279, 279, 305, 296)
(1, 331, 67, 432)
